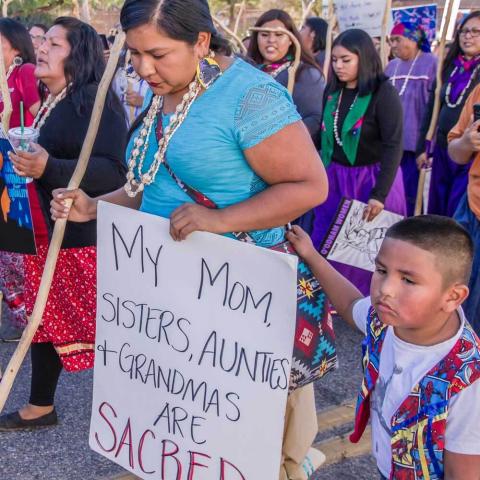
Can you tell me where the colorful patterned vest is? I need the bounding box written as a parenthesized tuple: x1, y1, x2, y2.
(350, 307, 480, 479)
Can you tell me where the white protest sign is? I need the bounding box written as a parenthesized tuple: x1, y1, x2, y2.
(89, 202, 298, 479)
(320, 199, 403, 272)
(336, 0, 389, 36)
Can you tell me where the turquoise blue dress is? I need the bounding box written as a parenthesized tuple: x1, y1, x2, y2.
(126, 58, 301, 247)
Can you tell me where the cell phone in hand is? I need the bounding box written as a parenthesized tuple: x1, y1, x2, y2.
(474, 104, 480, 131)
(99, 34, 110, 51)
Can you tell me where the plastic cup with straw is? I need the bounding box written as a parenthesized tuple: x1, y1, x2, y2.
(20, 101, 25, 151)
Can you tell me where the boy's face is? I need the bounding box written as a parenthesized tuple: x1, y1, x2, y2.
(370, 238, 463, 339)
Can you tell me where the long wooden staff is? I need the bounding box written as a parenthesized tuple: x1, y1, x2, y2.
(380, 0, 393, 68)
(300, 0, 316, 28)
(233, 0, 246, 36)
(0, 37, 13, 132)
(414, 0, 454, 216)
(250, 27, 302, 94)
(212, 15, 247, 55)
(323, 0, 335, 79)
(0, 31, 126, 412)
(124, 50, 135, 124)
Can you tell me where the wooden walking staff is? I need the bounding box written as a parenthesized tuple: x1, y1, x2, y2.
(124, 50, 136, 124)
(380, 0, 393, 68)
(414, 0, 455, 216)
(250, 27, 302, 94)
(0, 36, 13, 132)
(0, 31, 126, 412)
(323, 0, 335, 79)
(212, 16, 247, 55)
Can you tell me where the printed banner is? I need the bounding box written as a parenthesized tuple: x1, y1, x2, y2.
(336, 0, 387, 37)
(0, 127, 36, 254)
(320, 198, 403, 272)
(392, 4, 437, 43)
(90, 202, 298, 479)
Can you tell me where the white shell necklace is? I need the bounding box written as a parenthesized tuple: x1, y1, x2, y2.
(33, 86, 69, 130)
(445, 63, 480, 109)
(391, 51, 421, 97)
(5, 63, 16, 81)
(125, 79, 201, 197)
(334, 89, 359, 147)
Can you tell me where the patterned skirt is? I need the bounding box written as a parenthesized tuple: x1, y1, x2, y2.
(24, 244, 97, 372)
(0, 251, 27, 328)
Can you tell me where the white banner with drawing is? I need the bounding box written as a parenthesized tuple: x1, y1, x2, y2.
(89, 202, 298, 479)
(320, 198, 403, 272)
(336, 0, 390, 36)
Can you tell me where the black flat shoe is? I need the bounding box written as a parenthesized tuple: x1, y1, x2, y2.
(0, 409, 58, 431)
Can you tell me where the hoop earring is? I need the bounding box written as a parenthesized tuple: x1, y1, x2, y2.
(13, 56, 23, 67)
(196, 50, 221, 89)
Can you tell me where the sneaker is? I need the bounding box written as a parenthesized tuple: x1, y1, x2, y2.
(0, 409, 58, 431)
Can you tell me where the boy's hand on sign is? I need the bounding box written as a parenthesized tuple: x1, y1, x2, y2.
(286, 225, 316, 262)
(9, 143, 48, 179)
(170, 203, 224, 241)
(50, 188, 96, 223)
(363, 198, 384, 222)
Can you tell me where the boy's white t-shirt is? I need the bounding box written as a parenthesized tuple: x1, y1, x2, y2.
(353, 297, 480, 477)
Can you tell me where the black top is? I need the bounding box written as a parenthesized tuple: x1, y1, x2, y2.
(323, 80, 403, 203)
(416, 63, 480, 155)
(36, 84, 127, 249)
(276, 64, 325, 139)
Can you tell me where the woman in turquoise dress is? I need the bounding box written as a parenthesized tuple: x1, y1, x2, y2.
(50, 1, 328, 478)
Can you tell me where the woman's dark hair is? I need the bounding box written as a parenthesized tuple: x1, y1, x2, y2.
(30, 23, 48, 34)
(328, 28, 386, 96)
(247, 9, 321, 78)
(305, 17, 328, 53)
(0, 18, 35, 64)
(443, 10, 480, 80)
(120, 0, 232, 55)
(46, 17, 121, 118)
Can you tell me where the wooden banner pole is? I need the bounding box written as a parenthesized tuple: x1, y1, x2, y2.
(250, 27, 301, 94)
(0, 31, 126, 412)
(414, 0, 454, 216)
(380, 0, 393, 68)
(323, 0, 335, 79)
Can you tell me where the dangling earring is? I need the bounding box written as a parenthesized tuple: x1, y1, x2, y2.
(196, 50, 221, 89)
(13, 56, 23, 67)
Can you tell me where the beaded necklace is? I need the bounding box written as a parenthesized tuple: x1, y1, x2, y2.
(391, 51, 421, 97)
(5, 63, 16, 81)
(445, 63, 480, 109)
(125, 80, 202, 197)
(333, 89, 359, 147)
(33, 86, 69, 130)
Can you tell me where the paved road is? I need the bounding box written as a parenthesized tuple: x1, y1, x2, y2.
(0, 314, 377, 480)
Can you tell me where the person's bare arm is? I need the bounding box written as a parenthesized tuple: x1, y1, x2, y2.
(448, 119, 480, 166)
(170, 121, 328, 239)
(286, 226, 363, 330)
(444, 451, 480, 480)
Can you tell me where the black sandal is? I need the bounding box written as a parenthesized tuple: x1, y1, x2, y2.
(0, 409, 58, 431)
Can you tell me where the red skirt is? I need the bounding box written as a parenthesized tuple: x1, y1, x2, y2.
(24, 244, 97, 372)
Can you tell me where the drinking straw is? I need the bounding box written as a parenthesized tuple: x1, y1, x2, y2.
(20, 101, 26, 150)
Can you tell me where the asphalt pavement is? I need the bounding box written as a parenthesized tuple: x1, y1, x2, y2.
(0, 313, 378, 480)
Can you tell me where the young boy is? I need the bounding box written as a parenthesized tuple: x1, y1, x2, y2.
(286, 215, 480, 479)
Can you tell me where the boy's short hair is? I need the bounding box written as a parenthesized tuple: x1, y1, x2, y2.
(385, 215, 474, 285)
